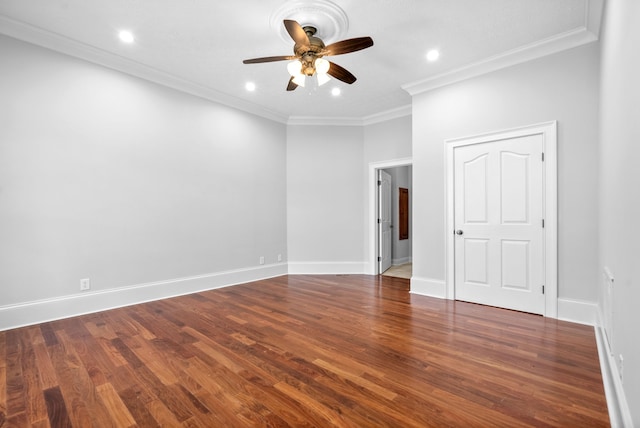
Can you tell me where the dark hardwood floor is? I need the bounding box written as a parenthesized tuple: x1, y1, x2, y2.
(0, 275, 609, 427)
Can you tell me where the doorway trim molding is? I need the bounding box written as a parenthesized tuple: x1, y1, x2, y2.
(444, 121, 558, 318)
(368, 157, 413, 275)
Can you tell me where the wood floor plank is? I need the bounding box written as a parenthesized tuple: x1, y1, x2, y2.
(53, 330, 114, 428)
(274, 380, 359, 428)
(5, 330, 26, 420)
(313, 358, 397, 401)
(43, 386, 71, 428)
(32, 342, 59, 391)
(46, 342, 93, 427)
(20, 328, 49, 425)
(116, 385, 159, 427)
(38, 324, 58, 348)
(0, 331, 6, 426)
(95, 383, 136, 427)
(0, 275, 610, 426)
(145, 397, 182, 426)
(123, 335, 180, 386)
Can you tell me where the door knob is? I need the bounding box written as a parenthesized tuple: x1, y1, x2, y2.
(455, 230, 464, 235)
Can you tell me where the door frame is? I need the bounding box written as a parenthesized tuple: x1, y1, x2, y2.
(368, 158, 413, 275)
(445, 121, 558, 317)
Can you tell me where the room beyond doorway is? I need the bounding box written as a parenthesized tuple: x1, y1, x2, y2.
(370, 160, 413, 276)
(381, 262, 412, 279)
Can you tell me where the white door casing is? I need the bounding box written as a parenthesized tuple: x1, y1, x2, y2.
(379, 170, 392, 273)
(445, 121, 557, 317)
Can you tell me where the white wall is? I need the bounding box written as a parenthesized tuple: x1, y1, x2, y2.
(286, 125, 365, 273)
(598, 0, 640, 424)
(0, 35, 287, 324)
(287, 115, 412, 274)
(363, 116, 413, 163)
(411, 43, 600, 305)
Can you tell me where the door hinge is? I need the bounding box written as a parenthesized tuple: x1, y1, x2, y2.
(542, 219, 545, 228)
(542, 152, 545, 162)
(378, 256, 382, 262)
(378, 180, 382, 186)
(542, 285, 545, 294)
(378, 218, 381, 224)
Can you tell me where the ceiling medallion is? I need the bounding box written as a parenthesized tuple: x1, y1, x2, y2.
(270, 0, 349, 45)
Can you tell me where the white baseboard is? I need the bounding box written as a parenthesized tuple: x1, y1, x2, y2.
(0, 263, 288, 332)
(409, 277, 446, 299)
(556, 297, 598, 325)
(594, 308, 633, 427)
(392, 257, 412, 266)
(287, 261, 368, 275)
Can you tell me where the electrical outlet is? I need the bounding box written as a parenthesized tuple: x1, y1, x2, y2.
(80, 278, 91, 291)
(277, 254, 282, 262)
(259, 256, 265, 265)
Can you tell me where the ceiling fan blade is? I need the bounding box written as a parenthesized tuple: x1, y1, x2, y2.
(243, 55, 296, 64)
(284, 20, 310, 48)
(324, 37, 374, 56)
(327, 61, 357, 84)
(286, 76, 298, 91)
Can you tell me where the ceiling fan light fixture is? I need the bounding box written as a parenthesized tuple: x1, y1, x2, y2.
(292, 74, 306, 87)
(315, 58, 330, 74)
(288, 60, 306, 86)
(287, 60, 302, 76)
(317, 72, 331, 86)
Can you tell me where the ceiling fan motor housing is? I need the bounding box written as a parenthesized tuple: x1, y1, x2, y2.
(293, 27, 326, 76)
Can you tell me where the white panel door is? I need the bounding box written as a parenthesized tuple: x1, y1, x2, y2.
(454, 134, 544, 314)
(379, 170, 392, 273)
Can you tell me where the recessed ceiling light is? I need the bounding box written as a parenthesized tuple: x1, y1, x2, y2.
(331, 87, 341, 96)
(426, 49, 440, 62)
(118, 30, 135, 44)
(245, 82, 256, 92)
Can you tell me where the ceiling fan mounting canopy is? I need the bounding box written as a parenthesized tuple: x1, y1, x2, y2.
(243, 19, 374, 91)
(269, 0, 349, 44)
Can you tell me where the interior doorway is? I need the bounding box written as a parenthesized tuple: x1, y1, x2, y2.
(369, 159, 413, 277)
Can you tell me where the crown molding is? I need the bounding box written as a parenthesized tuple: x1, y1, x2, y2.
(288, 104, 411, 127)
(0, 15, 289, 124)
(362, 105, 411, 126)
(403, 26, 598, 96)
(287, 115, 363, 126)
(403, 0, 603, 97)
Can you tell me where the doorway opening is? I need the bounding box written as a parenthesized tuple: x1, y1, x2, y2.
(368, 158, 413, 277)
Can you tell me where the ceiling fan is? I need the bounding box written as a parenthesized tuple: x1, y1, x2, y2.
(243, 19, 374, 91)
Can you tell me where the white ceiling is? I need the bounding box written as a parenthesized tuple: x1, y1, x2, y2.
(0, 0, 601, 124)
